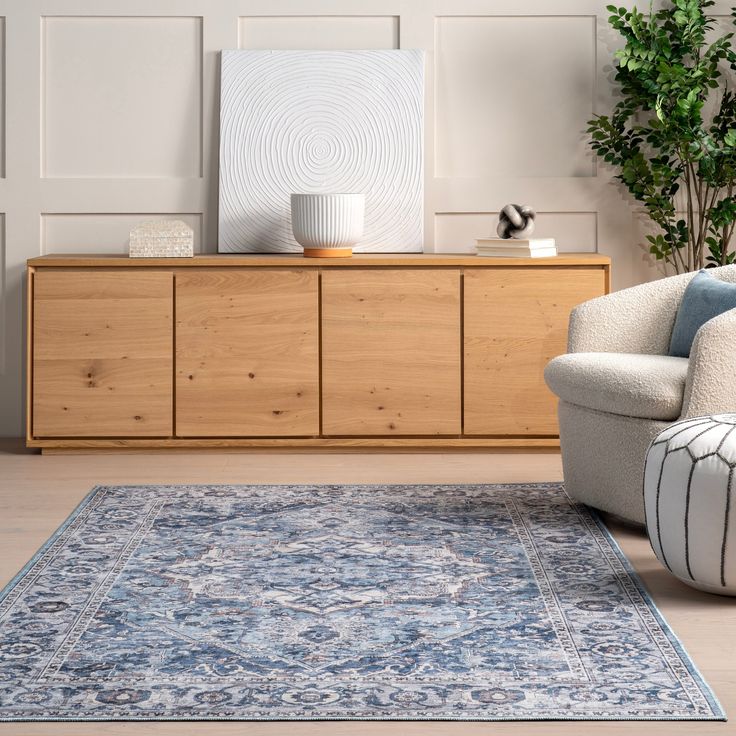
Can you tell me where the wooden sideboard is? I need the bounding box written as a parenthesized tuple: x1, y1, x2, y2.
(26, 253, 610, 451)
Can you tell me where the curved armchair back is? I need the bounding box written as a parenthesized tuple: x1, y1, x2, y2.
(568, 264, 736, 356)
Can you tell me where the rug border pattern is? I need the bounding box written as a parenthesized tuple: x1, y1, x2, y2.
(0, 483, 726, 722)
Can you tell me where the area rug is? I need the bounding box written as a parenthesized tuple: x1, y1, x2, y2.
(0, 483, 725, 721)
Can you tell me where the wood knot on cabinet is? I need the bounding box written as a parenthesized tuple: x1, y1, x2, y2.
(26, 257, 609, 446)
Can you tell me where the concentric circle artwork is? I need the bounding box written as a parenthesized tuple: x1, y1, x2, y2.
(218, 50, 424, 253)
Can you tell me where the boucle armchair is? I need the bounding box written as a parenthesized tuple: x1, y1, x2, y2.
(544, 265, 736, 525)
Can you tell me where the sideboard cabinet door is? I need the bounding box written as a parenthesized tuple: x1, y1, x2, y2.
(464, 267, 606, 435)
(322, 269, 461, 435)
(175, 270, 319, 437)
(32, 270, 173, 437)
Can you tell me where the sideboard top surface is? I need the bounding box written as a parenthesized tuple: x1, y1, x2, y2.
(28, 253, 611, 268)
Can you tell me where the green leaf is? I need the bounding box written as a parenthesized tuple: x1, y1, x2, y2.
(586, 0, 735, 270)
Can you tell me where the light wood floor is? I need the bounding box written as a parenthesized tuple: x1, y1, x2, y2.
(0, 441, 733, 736)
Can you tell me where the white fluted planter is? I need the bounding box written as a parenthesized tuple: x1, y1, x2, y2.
(290, 193, 364, 258)
(644, 414, 736, 596)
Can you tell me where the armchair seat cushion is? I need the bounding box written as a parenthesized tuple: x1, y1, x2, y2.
(545, 352, 689, 421)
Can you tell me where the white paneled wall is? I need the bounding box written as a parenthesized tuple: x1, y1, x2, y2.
(238, 16, 400, 49)
(0, 0, 729, 436)
(41, 214, 204, 254)
(435, 16, 596, 179)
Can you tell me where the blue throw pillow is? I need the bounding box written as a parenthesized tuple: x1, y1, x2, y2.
(668, 270, 736, 358)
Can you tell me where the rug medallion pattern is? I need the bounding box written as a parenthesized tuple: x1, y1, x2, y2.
(0, 484, 724, 720)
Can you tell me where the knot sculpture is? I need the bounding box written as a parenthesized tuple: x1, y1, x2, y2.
(497, 204, 536, 239)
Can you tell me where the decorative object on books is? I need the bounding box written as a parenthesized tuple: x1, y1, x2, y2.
(587, 1, 736, 273)
(644, 414, 736, 596)
(290, 193, 364, 258)
(496, 203, 536, 239)
(218, 50, 424, 254)
(475, 237, 557, 258)
(0, 483, 723, 721)
(128, 219, 194, 258)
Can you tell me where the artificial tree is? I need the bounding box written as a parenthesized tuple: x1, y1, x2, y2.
(588, 0, 736, 272)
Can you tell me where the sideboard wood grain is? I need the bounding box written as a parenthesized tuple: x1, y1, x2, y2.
(464, 267, 607, 435)
(321, 269, 461, 435)
(32, 270, 173, 437)
(175, 270, 319, 437)
(26, 253, 610, 450)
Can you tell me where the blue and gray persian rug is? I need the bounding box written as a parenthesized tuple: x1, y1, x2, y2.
(0, 483, 724, 721)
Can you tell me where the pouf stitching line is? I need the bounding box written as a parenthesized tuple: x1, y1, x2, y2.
(654, 423, 717, 576)
(644, 419, 736, 592)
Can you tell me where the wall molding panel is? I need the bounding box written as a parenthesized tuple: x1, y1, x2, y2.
(0, 0, 731, 435)
(435, 15, 597, 180)
(42, 15, 203, 179)
(41, 213, 203, 254)
(238, 16, 400, 50)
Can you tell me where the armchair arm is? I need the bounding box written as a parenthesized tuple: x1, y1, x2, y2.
(680, 306, 736, 418)
(568, 272, 693, 354)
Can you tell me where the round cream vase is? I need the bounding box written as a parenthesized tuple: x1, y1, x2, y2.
(290, 193, 365, 258)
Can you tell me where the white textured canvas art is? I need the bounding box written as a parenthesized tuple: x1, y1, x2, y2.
(218, 50, 424, 253)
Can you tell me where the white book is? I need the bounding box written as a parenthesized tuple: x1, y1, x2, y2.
(476, 247, 558, 259)
(476, 237, 556, 250)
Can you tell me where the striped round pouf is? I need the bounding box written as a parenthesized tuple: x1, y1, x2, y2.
(644, 414, 736, 596)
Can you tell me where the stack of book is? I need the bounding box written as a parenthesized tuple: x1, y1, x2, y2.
(475, 237, 557, 258)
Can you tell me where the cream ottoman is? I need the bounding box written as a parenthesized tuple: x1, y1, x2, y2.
(644, 414, 736, 595)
